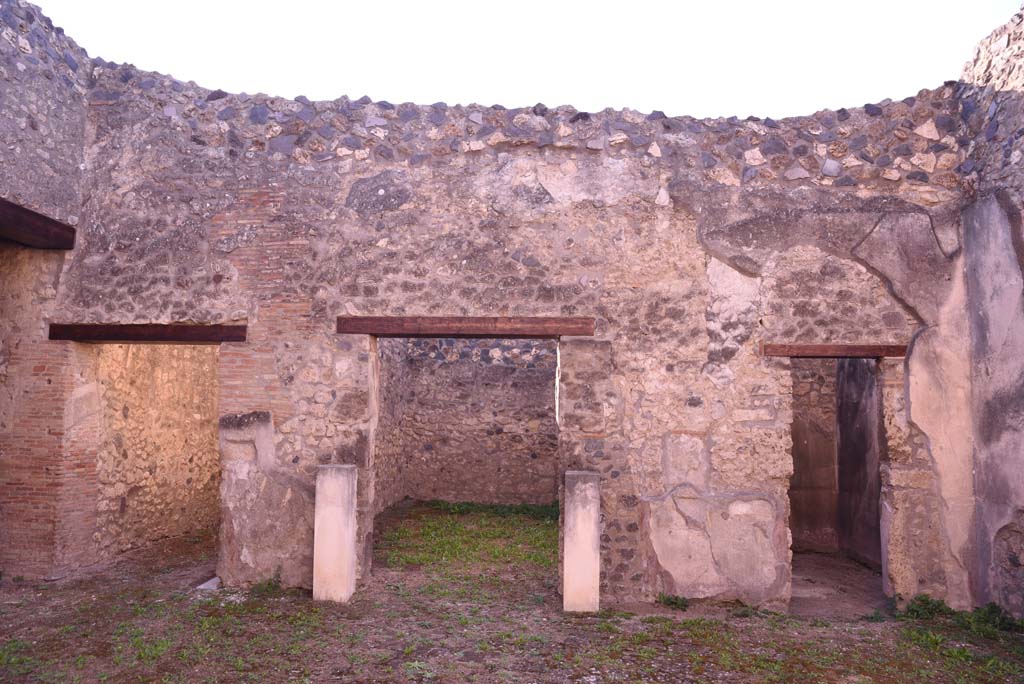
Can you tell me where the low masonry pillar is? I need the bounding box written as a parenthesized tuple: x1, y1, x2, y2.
(563, 470, 601, 612)
(313, 464, 358, 602)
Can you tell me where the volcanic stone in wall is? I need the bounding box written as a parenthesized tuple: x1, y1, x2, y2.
(0, 0, 90, 225)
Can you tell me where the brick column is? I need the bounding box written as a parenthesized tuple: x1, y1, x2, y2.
(1, 246, 101, 580)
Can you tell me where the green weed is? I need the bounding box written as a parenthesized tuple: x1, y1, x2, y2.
(656, 593, 690, 611)
(250, 573, 283, 598)
(900, 594, 954, 620)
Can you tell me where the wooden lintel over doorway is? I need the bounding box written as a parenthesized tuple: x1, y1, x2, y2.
(48, 323, 247, 344)
(759, 341, 908, 358)
(0, 197, 77, 250)
(336, 316, 596, 339)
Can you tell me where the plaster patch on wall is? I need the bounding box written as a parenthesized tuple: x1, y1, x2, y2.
(906, 268, 975, 609)
(648, 497, 726, 597)
(703, 257, 759, 387)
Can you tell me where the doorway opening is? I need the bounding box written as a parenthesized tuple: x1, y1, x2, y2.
(66, 342, 222, 574)
(369, 337, 560, 604)
(787, 356, 887, 618)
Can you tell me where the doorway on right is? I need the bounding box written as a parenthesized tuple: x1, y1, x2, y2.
(788, 357, 888, 619)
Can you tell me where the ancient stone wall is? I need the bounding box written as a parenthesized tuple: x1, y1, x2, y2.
(5, 334, 220, 575)
(372, 339, 409, 515)
(49, 45, 961, 605)
(1, 249, 218, 578)
(959, 13, 1024, 616)
(0, 1, 90, 579)
(788, 358, 838, 553)
(3, 0, 1006, 612)
(374, 338, 558, 508)
(961, 196, 1024, 616)
(216, 313, 373, 588)
(961, 7, 1024, 200)
(0, 1, 88, 222)
(875, 358, 950, 602)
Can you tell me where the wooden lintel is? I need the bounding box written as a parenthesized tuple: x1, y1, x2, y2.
(48, 324, 247, 344)
(336, 316, 596, 339)
(759, 341, 908, 358)
(0, 197, 76, 250)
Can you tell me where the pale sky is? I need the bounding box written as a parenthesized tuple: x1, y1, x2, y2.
(38, 0, 1021, 119)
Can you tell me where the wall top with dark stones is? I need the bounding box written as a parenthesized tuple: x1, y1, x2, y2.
(0, 0, 92, 224)
(81, 64, 963, 206)
(960, 5, 1024, 198)
(2, 0, 966, 210)
(2, 0, 997, 328)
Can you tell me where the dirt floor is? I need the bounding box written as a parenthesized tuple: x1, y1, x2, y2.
(790, 552, 889, 620)
(2, 500, 1023, 684)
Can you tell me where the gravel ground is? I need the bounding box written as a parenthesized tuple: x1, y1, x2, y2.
(1, 501, 1022, 684)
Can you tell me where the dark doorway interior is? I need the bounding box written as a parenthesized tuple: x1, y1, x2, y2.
(835, 358, 883, 569)
(788, 357, 885, 616)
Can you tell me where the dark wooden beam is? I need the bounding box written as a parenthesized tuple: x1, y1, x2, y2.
(48, 324, 247, 344)
(759, 341, 908, 358)
(336, 316, 596, 339)
(0, 197, 76, 249)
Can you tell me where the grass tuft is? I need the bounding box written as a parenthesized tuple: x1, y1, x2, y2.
(656, 593, 690, 611)
(954, 602, 1024, 637)
(250, 573, 283, 598)
(900, 594, 955, 620)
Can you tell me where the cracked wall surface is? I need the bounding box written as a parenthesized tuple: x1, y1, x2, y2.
(4, 0, 1024, 613)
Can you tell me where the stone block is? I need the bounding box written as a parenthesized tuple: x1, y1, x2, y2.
(217, 411, 316, 589)
(563, 470, 600, 612)
(313, 464, 357, 603)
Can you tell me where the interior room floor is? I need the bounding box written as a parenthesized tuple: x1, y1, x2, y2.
(789, 550, 889, 619)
